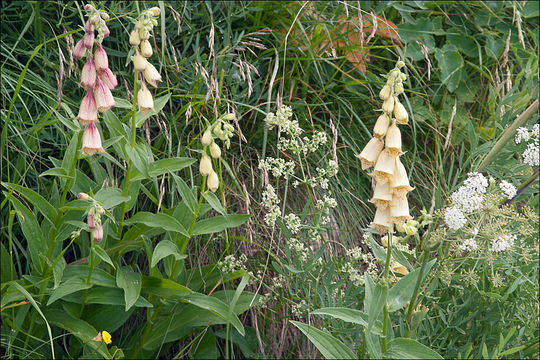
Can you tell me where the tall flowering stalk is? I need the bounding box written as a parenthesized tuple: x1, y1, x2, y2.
(74, 4, 117, 156)
(358, 60, 414, 234)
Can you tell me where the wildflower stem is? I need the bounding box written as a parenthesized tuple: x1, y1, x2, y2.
(476, 99, 539, 172)
(87, 233, 95, 285)
(405, 245, 429, 337)
(504, 167, 539, 206)
(382, 231, 393, 353)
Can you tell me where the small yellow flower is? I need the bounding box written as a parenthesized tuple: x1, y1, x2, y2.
(102, 331, 112, 345)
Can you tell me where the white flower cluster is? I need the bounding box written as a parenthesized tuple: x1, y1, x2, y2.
(289, 237, 309, 262)
(444, 205, 468, 230)
(259, 157, 295, 179)
(291, 299, 308, 317)
(459, 238, 479, 252)
(489, 234, 516, 252)
(262, 184, 280, 227)
(499, 180, 517, 199)
(316, 194, 338, 225)
(308, 160, 339, 189)
(265, 106, 302, 138)
(301, 131, 328, 155)
(515, 124, 540, 167)
(217, 254, 248, 274)
(342, 262, 365, 286)
(283, 213, 302, 234)
(346, 246, 363, 261)
(445, 172, 488, 230)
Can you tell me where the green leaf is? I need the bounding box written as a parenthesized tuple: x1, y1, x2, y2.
(485, 35, 504, 60)
(141, 276, 193, 298)
(92, 244, 115, 269)
(364, 273, 387, 333)
(39, 167, 74, 179)
(151, 240, 187, 268)
(47, 276, 92, 305)
(2, 182, 57, 225)
(135, 93, 171, 127)
(173, 175, 197, 213)
(435, 45, 464, 92)
(311, 307, 368, 326)
(387, 259, 436, 312)
(94, 187, 130, 210)
(183, 292, 245, 336)
(116, 266, 142, 311)
(124, 143, 148, 178)
(290, 320, 355, 359)
(386, 338, 443, 359)
(62, 287, 153, 308)
(191, 214, 250, 236)
(149, 157, 195, 178)
(202, 191, 227, 217)
(63, 265, 116, 288)
(52, 257, 66, 289)
(190, 329, 218, 359)
(124, 211, 189, 237)
(62, 131, 79, 175)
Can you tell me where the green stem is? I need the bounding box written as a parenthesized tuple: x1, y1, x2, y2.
(87, 233, 95, 285)
(405, 247, 429, 337)
(382, 231, 393, 353)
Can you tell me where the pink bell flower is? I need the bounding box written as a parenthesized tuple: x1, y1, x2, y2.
(93, 76, 116, 113)
(76, 90, 98, 125)
(98, 68, 117, 90)
(81, 122, 105, 156)
(83, 31, 95, 49)
(94, 44, 108, 71)
(80, 55, 96, 90)
(74, 39, 87, 59)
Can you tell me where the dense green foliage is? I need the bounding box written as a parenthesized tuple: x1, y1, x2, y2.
(1, 1, 538, 358)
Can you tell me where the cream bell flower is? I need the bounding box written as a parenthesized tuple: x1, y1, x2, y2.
(373, 113, 390, 138)
(207, 170, 219, 192)
(394, 98, 409, 125)
(379, 84, 392, 100)
(390, 195, 412, 225)
(143, 62, 162, 88)
(137, 82, 154, 115)
(129, 29, 141, 46)
(199, 154, 213, 176)
(80, 55, 96, 90)
(369, 180, 393, 209)
(391, 260, 409, 275)
(209, 142, 221, 159)
(94, 76, 116, 113)
(373, 149, 395, 184)
(77, 90, 99, 125)
(390, 156, 414, 196)
(385, 119, 403, 157)
(140, 39, 153, 58)
(382, 95, 394, 114)
(133, 50, 149, 71)
(369, 206, 393, 234)
(81, 122, 105, 156)
(357, 137, 384, 170)
(201, 129, 213, 146)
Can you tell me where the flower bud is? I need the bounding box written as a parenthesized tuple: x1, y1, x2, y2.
(397, 60, 405, 68)
(85, 21, 94, 33)
(90, 13, 100, 25)
(102, 23, 110, 38)
(381, 234, 400, 247)
(382, 95, 394, 114)
(394, 83, 404, 95)
(391, 261, 409, 275)
(379, 84, 392, 100)
(94, 44, 108, 71)
(373, 149, 395, 184)
(94, 76, 116, 113)
(390, 156, 414, 196)
(143, 62, 162, 88)
(140, 29, 150, 41)
(78, 192, 91, 200)
(390, 195, 412, 226)
(83, 31, 95, 49)
(394, 98, 408, 125)
(201, 129, 213, 146)
(81, 122, 105, 156)
(369, 206, 392, 234)
(373, 113, 390, 138)
(129, 29, 141, 46)
(140, 39, 153, 58)
(404, 223, 418, 236)
(148, 7, 161, 16)
(369, 180, 393, 208)
(137, 83, 154, 115)
(400, 73, 407, 81)
(222, 113, 235, 121)
(100, 12, 110, 21)
(385, 120, 402, 157)
(84, 4, 95, 11)
(133, 50, 148, 71)
(209, 142, 221, 159)
(80, 55, 96, 90)
(357, 137, 384, 170)
(208, 171, 219, 192)
(77, 90, 99, 125)
(92, 223, 103, 242)
(87, 213, 96, 229)
(98, 68, 118, 90)
(74, 39, 87, 59)
(199, 154, 213, 176)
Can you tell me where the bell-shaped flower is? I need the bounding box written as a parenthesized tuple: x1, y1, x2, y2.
(92, 223, 103, 242)
(77, 90, 99, 125)
(208, 170, 219, 192)
(379, 84, 391, 100)
(80, 55, 96, 90)
(133, 50, 148, 71)
(391, 260, 409, 275)
(85, 21, 94, 33)
(143, 62, 162, 88)
(103, 24, 110, 38)
(201, 129, 213, 146)
(382, 95, 394, 114)
(373, 113, 390, 138)
(83, 31, 95, 49)
(94, 76, 116, 113)
(373, 149, 395, 184)
(357, 137, 384, 170)
(129, 29, 141, 46)
(74, 39, 87, 59)
(94, 44, 108, 71)
(140, 39, 153, 58)
(199, 154, 213, 176)
(369, 180, 393, 209)
(385, 119, 402, 157)
(369, 206, 393, 234)
(137, 82, 154, 115)
(390, 156, 414, 196)
(209, 142, 221, 159)
(81, 122, 105, 156)
(98, 68, 118, 90)
(390, 194, 412, 225)
(87, 212, 96, 230)
(394, 98, 408, 124)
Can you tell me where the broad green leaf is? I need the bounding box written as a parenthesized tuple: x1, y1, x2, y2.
(125, 212, 189, 237)
(173, 174, 197, 213)
(124, 143, 148, 178)
(47, 308, 111, 359)
(52, 257, 66, 289)
(135, 93, 171, 127)
(151, 240, 187, 268)
(2, 182, 57, 224)
(0, 243, 16, 283)
(183, 292, 245, 336)
(290, 320, 355, 359)
(116, 266, 142, 311)
(63, 265, 116, 288)
(364, 273, 387, 333)
(386, 338, 443, 359)
(94, 187, 130, 210)
(47, 276, 92, 305)
(191, 214, 250, 236)
(92, 244, 115, 269)
(61, 131, 79, 175)
(141, 276, 193, 298)
(435, 45, 464, 92)
(39, 167, 73, 179)
(62, 287, 152, 308)
(387, 259, 436, 312)
(485, 35, 504, 59)
(148, 157, 195, 178)
(311, 307, 368, 326)
(190, 329, 218, 359)
(202, 191, 227, 217)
